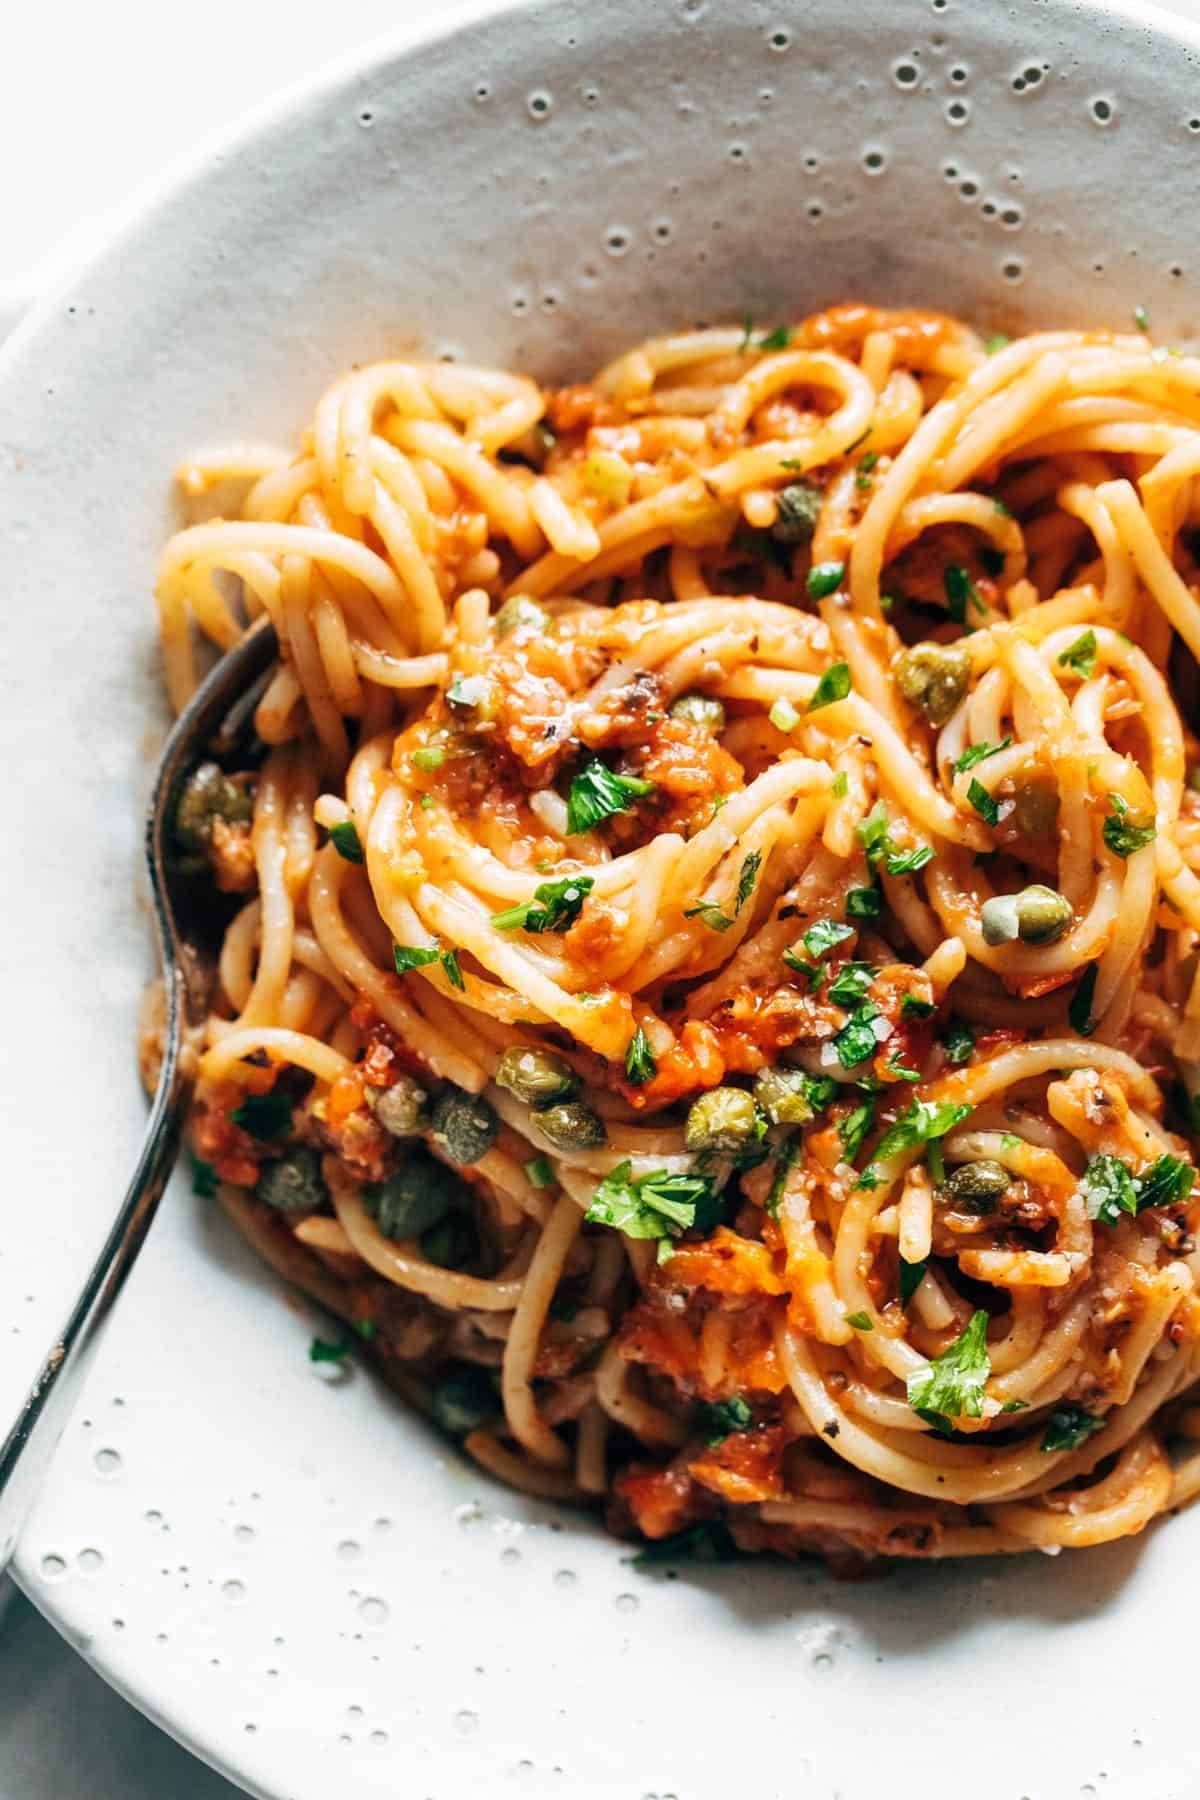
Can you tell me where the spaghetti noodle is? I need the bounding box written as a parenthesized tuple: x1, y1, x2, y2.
(148, 302, 1200, 1565)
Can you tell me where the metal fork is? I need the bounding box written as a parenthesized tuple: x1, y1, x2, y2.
(0, 621, 279, 1570)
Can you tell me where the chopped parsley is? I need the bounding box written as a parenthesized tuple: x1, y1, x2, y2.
(309, 1336, 350, 1365)
(984, 333, 1010, 354)
(769, 697, 801, 734)
(845, 1310, 873, 1330)
(393, 939, 465, 991)
(967, 777, 999, 827)
(1133, 304, 1150, 334)
(855, 801, 934, 877)
(229, 1090, 293, 1141)
(491, 873, 595, 933)
(685, 852, 762, 932)
(329, 820, 364, 863)
(524, 1156, 556, 1189)
(808, 660, 852, 710)
(565, 759, 655, 834)
(944, 563, 984, 623)
(832, 770, 849, 798)
(701, 1395, 753, 1446)
(1057, 630, 1097, 679)
(1102, 792, 1156, 859)
(846, 883, 881, 919)
(354, 1319, 377, 1341)
(1040, 1403, 1106, 1453)
(953, 736, 1011, 775)
(1069, 963, 1099, 1036)
(1080, 1151, 1194, 1225)
(631, 1521, 737, 1567)
(833, 1000, 884, 1068)
(898, 1257, 927, 1306)
(807, 562, 846, 601)
(855, 450, 879, 492)
(765, 1132, 801, 1220)
(412, 744, 446, 772)
(900, 993, 935, 1020)
(887, 1052, 922, 1083)
(805, 918, 856, 960)
(860, 1097, 973, 1187)
(940, 1018, 975, 1064)
(624, 1025, 657, 1087)
(838, 1092, 876, 1162)
(906, 1309, 990, 1432)
(585, 1162, 716, 1242)
(827, 962, 877, 1008)
(758, 323, 792, 350)
(189, 1152, 218, 1198)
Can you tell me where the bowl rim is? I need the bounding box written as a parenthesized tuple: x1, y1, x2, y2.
(8, 0, 1200, 1792)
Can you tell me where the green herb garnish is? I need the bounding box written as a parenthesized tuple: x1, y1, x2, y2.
(1102, 793, 1156, 859)
(309, 1337, 350, 1364)
(229, 1091, 293, 1141)
(585, 1162, 716, 1242)
(701, 1395, 753, 1446)
(491, 874, 595, 933)
(624, 1025, 657, 1087)
(808, 660, 852, 709)
(566, 759, 655, 834)
(967, 777, 999, 827)
(329, 820, 364, 863)
(954, 737, 1011, 775)
(906, 1309, 990, 1431)
(807, 563, 846, 601)
(860, 1097, 973, 1186)
(1057, 630, 1097, 679)
(1040, 1403, 1106, 1453)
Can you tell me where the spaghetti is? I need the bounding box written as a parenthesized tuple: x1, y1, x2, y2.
(149, 302, 1200, 1565)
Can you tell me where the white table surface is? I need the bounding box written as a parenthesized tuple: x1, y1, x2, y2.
(3, 0, 1199, 1794)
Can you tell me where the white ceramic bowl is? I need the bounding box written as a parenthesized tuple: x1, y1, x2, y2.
(5, 1, 1200, 1793)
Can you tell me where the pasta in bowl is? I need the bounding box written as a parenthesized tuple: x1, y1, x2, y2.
(150, 301, 1200, 1567)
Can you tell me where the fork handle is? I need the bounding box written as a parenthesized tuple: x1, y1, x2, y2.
(0, 966, 190, 1572)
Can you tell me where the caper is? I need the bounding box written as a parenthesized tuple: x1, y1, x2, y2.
(257, 1146, 326, 1214)
(980, 883, 1072, 948)
(944, 1158, 1011, 1213)
(366, 1072, 429, 1139)
(534, 1100, 608, 1151)
(893, 641, 972, 726)
(430, 1363, 497, 1435)
(364, 1150, 458, 1239)
(494, 595, 549, 638)
(669, 693, 727, 736)
(495, 1046, 580, 1109)
(431, 1086, 499, 1165)
(1010, 780, 1059, 838)
(753, 1065, 814, 1126)
(685, 1086, 759, 1152)
(174, 760, 253, 850)
(771, 481, 823, 544)
(420, 1211, 477, 1269)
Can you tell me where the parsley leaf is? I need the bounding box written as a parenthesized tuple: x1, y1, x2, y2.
(309, 1336, 350, 1364)
(189, 1152, 218, 1198)
(329, 820, 364, 863)
(1136, 1154, 1195, 1211)
(944, 564, 983, 623)
(684, 852, 762, 932)
(1102, 793, 1156, 859)
(1057, 630, 1097, 679)
(845, 1310, 873, 1330)
(491, 873, 595, 933)
(393, 940, 464, 990)
(838, 1092, 876, 1162)
(906, 1309, 991, 1429)
(833, 1001, 883, 1068)
(808, 660, 852, 710)
(565, 759, 655, 834)
(624, 1025, 657, 1087)
(1069, 963, 1099, 1036)
(758, 324, 792, 350)
(229, 1090, 293, 1141)
(765, 1131, 801, 1220)
(827, 962, 877, 1008)
(524, 1156, 556, 1189)
(736, 850, 763, 911)
(1079, 1153, 1137, 1224)
(1040, 1403, 1106, 1453)
(954, 736, 1011, 775)
(885, 845, 934, 876)
(855, 801, 934, 877)
(701, 1395, 753, 1446)
(846, 883, 881, 919)
(898, 1257, 927, 1306)
(967, 777, 999, 827)
(803, 919, 855, 961)
(861, 1097, 973, 1185)
(900, 993, 935, 1020)
(940, 1018, 975, 1064)
(807, 563, 846, 601)
(585, 1162, 716, 1241)
(832, 770, 849, 798)
(631, 1521, 737, 1567)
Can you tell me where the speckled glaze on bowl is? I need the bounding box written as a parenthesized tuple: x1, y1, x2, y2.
(5, 0, 1200, 1793)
